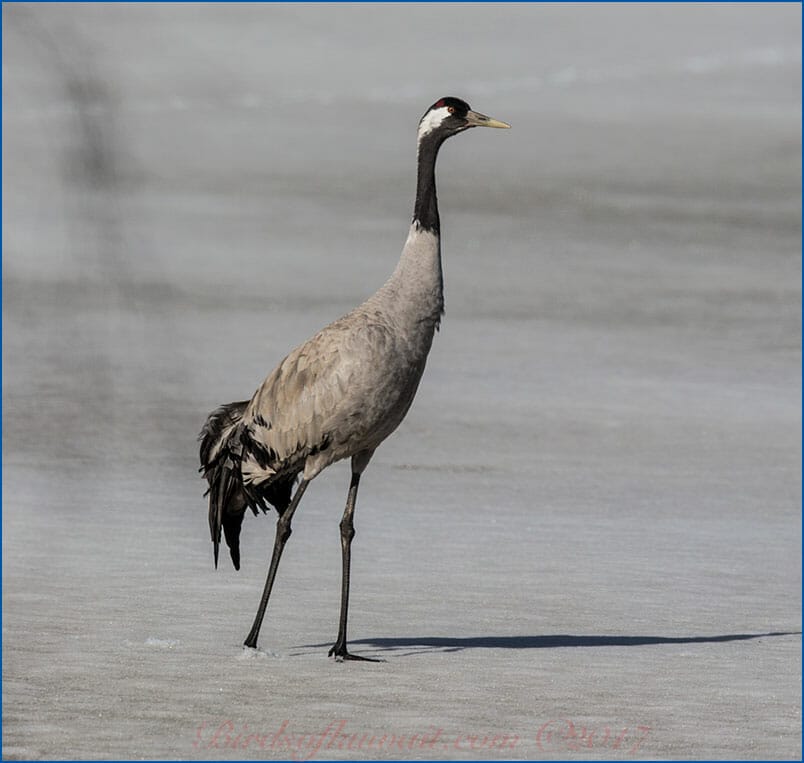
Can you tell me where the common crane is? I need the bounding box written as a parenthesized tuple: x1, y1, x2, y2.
(200, 97, 510, 660)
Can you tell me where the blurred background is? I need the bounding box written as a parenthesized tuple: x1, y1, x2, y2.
(3, 3, 801, 760)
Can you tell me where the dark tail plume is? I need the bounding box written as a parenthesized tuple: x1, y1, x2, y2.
(199, 401, 300, 570)
(199, 401, 250, 570)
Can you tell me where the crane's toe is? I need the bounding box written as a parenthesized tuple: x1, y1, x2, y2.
(328, 644, 384, 663)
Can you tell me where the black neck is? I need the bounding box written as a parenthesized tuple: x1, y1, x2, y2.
(413, 132, 444, 234)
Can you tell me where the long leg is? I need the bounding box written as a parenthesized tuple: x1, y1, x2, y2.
(329, 472, 379, 662)
(244, 479, 309, 649)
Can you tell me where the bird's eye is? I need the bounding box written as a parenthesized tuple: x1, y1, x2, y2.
(447, 106, 455, 114)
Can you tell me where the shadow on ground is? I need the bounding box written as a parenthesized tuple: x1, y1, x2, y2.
(299, 631, 800, 657)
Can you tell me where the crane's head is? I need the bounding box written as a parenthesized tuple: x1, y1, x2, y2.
(418, 97, 510, 143)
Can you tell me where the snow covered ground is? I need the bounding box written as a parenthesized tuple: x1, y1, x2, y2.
(3, 3, 801, 759)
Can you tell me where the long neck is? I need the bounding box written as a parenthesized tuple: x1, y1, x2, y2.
(413, 132, 443, 233)
(373, 131, 445, 329)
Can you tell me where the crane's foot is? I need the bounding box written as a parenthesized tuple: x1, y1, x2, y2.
(243, 635, 259, 650)
(328, 643, 383, 662)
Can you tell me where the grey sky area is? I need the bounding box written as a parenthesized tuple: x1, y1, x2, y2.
(3, 3, 801, 760)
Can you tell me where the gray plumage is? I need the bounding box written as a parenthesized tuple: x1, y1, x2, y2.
(199, 97, 509, 660)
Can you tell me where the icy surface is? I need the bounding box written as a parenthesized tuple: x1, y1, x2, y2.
(3, 3, 801, 760)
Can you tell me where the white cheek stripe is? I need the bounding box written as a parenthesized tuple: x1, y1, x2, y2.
(417, 106, 450, 139)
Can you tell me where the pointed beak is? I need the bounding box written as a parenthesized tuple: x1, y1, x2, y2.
(465, 109, 511, 129)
